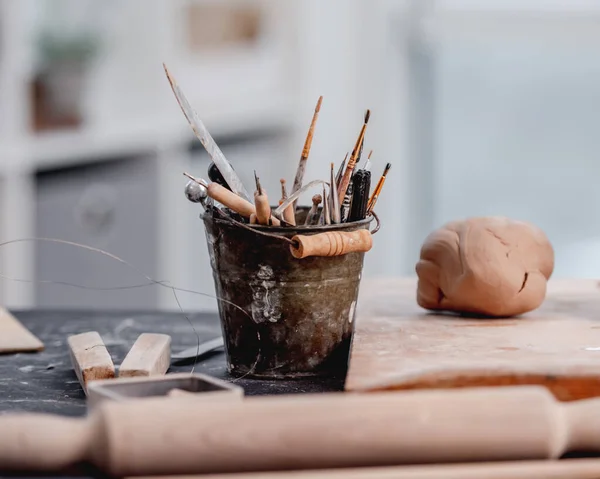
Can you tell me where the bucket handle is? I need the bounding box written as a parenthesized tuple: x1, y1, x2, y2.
(213, 208, 380, 259)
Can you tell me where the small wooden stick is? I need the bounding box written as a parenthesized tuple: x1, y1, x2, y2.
(329, 162, 340, 224)
(305, 194, 322, 225)
(290, 230, 373, 259)
(254, 171, 274, 226)
(279, 178, 296, 225)
(338, 110, 370, 205)
(367, 162, 391, 214)
(291, 96, 323, 208)
(335, 153, 348, 187)
(119, 333, 171, 378)
(67, 331, 115, 394)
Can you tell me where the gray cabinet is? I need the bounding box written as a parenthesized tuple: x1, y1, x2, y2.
(34, 156, 160, 309)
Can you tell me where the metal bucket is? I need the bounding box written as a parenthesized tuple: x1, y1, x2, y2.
(202, 206, 375, 379)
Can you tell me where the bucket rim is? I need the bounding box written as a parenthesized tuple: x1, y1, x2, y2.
(201, 208, 374, 234)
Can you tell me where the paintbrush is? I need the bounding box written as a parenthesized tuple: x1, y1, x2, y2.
(329, 162, 341, 224)
(291, 96, 323, 209)
(164, 64, 250, 202)
(367, 163, 391, 214)
(363, 150, 373, 172)
(338, 110, 370, 205)
(335, 153, 348, 187)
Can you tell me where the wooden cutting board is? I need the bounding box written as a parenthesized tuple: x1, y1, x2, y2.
(0, 306, 44, 353)
(345, 277, 600, 400)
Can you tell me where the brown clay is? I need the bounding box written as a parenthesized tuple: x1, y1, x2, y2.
(415, 216, 554, 317)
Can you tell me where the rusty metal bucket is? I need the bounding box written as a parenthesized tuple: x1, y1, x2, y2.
(202, 206, 376, 379)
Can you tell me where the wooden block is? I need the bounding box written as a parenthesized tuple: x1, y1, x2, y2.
(0, 306, 44, 353)
(67, 331, 115, 394)
(118, 333, 171, 378)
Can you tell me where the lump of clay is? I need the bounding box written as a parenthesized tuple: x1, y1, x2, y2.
(416, 216, 554, 317)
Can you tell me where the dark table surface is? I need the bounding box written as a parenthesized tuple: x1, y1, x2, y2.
(0, 309, 345, 417)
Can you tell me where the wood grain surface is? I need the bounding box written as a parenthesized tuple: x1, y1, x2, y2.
(0, 306, 44, 354)
(346, 277, 600, 400)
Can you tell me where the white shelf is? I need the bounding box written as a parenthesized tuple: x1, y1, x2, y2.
(0, 90, 296, 173)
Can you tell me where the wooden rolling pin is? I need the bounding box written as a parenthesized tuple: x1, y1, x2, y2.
(141, 459, 600, 479)
(290, 229, 372, 258)
(2, 386, 600, 476)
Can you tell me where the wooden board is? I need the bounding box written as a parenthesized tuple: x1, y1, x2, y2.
(0, 306, 44, 353)
(345, 277, 600, 400)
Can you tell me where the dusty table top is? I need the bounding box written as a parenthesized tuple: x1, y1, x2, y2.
(0, 309, 345, 417)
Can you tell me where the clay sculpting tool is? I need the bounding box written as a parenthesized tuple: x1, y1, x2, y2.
(171, 337, 224, 362)
(291, 96, 323, 209)
(273, 179, 327, 221)
(279, 178, 295, 226)
(5, 386, 600, 476)
(367, 162, 391, 214)
(184, 180, 208, 207)
(86, 372, 243, 410)
(184, 173, 255, 218)
(328, 162, 341, 224)
(348, 169, 371, 222)
(253, 171, 275, 226)
(335, 153, 348, 187)
(338, 110, 370, 205)
(164, 64, 250, 201)
(321, 185, 331, 225)
(304, 194, 323, 226)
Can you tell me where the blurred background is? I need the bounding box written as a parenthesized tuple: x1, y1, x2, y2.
(0, 0, 599, 311)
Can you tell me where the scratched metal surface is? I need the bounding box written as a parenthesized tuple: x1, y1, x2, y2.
(0, 310, 344, 417)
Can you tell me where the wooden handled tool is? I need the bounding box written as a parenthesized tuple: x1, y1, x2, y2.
(184, 173, 279, 225)
(2, 386, 600, 476)
(252, 172, 281, 226)
(290, 229, 372, 259)
(279, 179, 296, 225)
(338, 110, 370, 205)
(304, 194, 322, 226)
(291, 96, 323, 208)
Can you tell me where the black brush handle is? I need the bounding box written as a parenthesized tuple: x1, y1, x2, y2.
(340, 179, 354, 223)
(349, 170, 371, 222)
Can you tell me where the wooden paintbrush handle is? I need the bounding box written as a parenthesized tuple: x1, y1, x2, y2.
(207, 183, 256, 218)
(290, 230, 372, 259)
